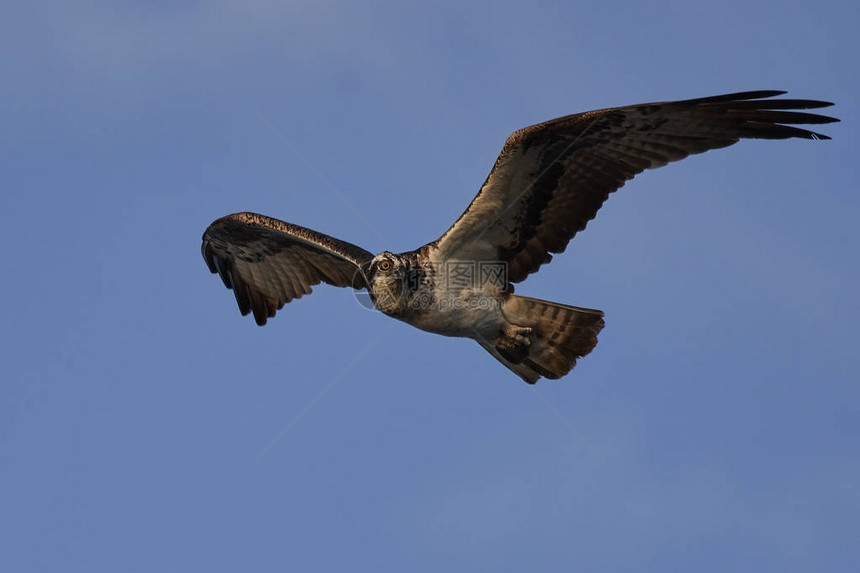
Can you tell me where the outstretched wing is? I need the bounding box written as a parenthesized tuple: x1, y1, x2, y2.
(202, 212, 373, 325)
(427, 90, 838, 283)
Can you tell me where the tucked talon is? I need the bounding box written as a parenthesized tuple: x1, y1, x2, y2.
(498, 325, 533, 348)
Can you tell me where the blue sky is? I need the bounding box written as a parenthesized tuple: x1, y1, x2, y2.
(2, 1, 858, 571)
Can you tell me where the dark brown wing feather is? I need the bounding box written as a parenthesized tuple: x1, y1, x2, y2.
(202, 212, 373, 325)
(427, 91, 838, 283)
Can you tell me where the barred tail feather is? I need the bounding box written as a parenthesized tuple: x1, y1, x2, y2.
(479, 295, 605, 384)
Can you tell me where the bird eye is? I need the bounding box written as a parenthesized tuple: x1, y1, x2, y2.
(379, 260, 392, 272)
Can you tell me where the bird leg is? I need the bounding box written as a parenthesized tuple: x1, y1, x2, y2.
(496, 325, 533, 349)
(494, 325, 533, 364)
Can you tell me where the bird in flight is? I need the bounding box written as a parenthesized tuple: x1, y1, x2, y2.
(202, 90, 837, 383)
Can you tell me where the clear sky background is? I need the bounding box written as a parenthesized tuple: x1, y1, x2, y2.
(2, 1, 858, 571)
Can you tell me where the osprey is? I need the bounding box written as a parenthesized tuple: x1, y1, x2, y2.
(202, 91, 837, 383)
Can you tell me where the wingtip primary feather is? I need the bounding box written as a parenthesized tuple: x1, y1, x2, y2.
(682, 90, 788, 105)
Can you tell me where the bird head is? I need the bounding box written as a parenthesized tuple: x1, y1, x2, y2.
(364, 252, 413, 316)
